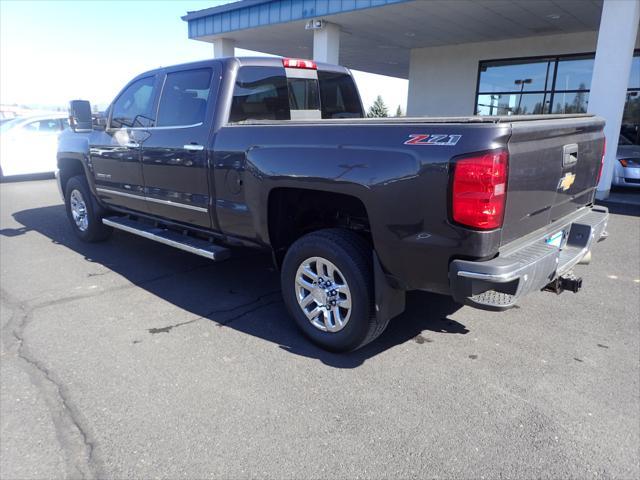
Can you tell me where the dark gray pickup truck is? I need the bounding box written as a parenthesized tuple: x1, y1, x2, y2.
(58, 56, 608, 351)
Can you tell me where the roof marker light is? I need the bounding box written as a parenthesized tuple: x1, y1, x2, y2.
(283, 58, 317, 70)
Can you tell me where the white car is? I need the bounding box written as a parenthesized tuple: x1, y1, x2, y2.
(613, 134, 640, 188)
(0, 114, 69, 179)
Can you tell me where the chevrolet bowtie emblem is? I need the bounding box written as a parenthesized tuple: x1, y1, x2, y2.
(558, 172, 576, 191)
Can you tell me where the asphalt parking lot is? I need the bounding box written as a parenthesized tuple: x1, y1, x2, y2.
(1, 178, 639, 479)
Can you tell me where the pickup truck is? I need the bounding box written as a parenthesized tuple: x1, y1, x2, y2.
(58, 56, 609, 352)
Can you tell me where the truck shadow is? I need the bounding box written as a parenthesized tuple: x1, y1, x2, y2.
(3, 204, 467, 368)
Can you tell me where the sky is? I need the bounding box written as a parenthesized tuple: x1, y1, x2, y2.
(0, 0, 408, 113)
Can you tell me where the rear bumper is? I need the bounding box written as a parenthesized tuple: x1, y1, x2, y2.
(449, 206, 609, 310)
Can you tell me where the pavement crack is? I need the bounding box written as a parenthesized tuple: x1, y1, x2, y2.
(147, 290, 282, 334)
(1, 289, 103, 479)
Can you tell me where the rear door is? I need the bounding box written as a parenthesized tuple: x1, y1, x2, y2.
(501, 115, 605, 245)
(92, 75, 159, 212)
(139, 65, 220, 228)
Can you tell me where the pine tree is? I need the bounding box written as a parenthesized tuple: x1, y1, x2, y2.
(395, 105, 403, 117)
(367, 95, 389, 118)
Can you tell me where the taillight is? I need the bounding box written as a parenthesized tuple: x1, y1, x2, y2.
(596, 137, 606, 183)
(452, 149, 508, 230)
(283, 58, 317, 69)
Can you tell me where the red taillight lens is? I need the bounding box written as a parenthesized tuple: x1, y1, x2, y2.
(596, 137, 606, 183)
(452, 149, 508, 230)
(283, 58, 317, 69)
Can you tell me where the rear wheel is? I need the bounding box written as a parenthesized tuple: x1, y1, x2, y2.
(65, 175, 112, 242)
(281, 228, 386, 352)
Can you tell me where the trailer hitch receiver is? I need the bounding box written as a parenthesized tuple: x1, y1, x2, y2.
(543, 272, 583, 294)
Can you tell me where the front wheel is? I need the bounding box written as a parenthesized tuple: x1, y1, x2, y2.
(64, 175, 112, 242)
(281, 229, 386, 352)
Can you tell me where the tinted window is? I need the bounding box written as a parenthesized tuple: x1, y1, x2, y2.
(318, 71, 363, 119)
(287, 78, 319, 110)
(22, 119, 62, 133)
(229, 66, 290, 122)
(111, 76, 156, 129)
(157, 68, 212, 127)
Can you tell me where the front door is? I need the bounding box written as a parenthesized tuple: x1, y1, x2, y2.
(140, 65, 219, 228)
(91, 75, 158, 212)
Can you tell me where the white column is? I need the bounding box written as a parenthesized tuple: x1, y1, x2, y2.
(213, 38, 235, 58)
(312, 22, 340, 64)
(587, 0, 639, 199)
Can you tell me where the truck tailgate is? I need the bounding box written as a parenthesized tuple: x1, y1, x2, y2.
(501, 115, 605, 245)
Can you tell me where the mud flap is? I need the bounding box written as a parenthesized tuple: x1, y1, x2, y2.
(373, 252, 406, 324)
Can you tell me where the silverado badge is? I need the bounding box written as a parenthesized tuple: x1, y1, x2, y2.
(558, 172, 576, 191)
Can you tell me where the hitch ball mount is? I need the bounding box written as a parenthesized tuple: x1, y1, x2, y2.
(543, 272, 583, 294)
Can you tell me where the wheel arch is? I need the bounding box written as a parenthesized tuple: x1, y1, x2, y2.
(267, 187, 373, 267)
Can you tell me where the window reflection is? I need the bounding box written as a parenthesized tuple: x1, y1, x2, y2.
(476, 52, 640, 146)
(551, 92, 589, 114)
(555, 57, 593, 91)
(479, 59, 552, 93)
(477, 94, 548, 115)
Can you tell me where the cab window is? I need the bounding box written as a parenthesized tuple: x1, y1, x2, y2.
(156, 68, 212, 127)
(110, 76, 156, 129)
(229, 66, 290, 122)
(317, 71, 364, 119)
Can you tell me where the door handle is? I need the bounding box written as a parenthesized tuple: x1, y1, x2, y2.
(125, 141, 140, 148)
(184, 144, 204, 151)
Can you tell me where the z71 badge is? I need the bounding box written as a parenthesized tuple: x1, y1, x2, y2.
(404, 134, 462, 146)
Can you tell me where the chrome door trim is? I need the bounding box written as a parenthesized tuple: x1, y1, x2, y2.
(144, 195, 208, 212)
(96, 187, 144, 200)
(96, 187, 208, 213)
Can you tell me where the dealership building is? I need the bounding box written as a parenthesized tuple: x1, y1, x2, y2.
(182, 0, 640, 198)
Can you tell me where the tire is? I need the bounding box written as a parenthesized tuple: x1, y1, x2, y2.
(281, 228, 385, 352)
(64, 175, 112, 242)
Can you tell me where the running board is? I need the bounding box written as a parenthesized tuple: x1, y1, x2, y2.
(102, 216, 230, 261)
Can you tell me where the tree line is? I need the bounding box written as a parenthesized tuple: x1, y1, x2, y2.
(367, 95, 403, 117)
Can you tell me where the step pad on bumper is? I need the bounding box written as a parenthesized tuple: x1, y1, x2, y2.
(449, 206, 608, 310)
(102, 216, 230, 261)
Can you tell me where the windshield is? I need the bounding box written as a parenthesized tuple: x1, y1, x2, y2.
(0, 117, 24, 133)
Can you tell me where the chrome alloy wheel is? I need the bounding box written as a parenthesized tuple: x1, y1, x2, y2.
(295, 256, 352, 333)
(69, 189, 89, 232)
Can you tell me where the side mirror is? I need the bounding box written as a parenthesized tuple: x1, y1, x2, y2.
(68, 100, 93, 132)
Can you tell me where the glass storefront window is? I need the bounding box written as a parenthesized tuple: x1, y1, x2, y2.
(478, 59, 552, 93)
(551, 91, 589, 114)
(628, 55, 640, 89)
(622, 91, 639, 145)
(476, 52, 639, 128)
(555, 57, 593, 91)
(477, 93, 547, 116)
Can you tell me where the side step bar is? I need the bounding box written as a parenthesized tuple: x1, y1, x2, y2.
(102, 216, 230, 261)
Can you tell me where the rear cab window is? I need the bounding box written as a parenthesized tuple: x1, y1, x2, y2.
(317, 71, 364, 119)
(228, 63, 364, 123)
(229, 66, 290, 122)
